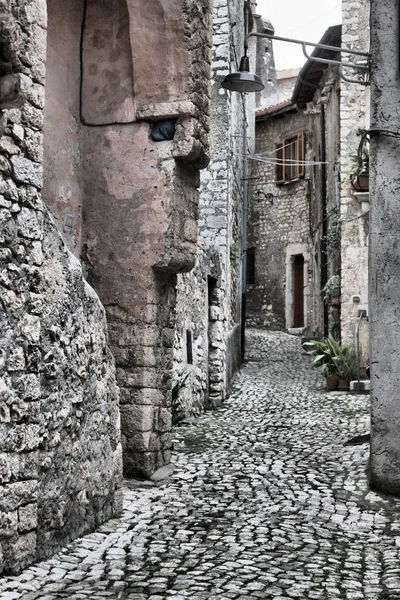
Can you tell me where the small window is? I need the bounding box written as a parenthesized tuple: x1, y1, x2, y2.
(275, 132, 305, 184)
(246, 247, 255, 285)
(186, 330, 193, 364)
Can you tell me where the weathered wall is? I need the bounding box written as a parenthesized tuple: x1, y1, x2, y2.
(276, 70, 299, 104)
(0, 0, 122, 574)
(43, 0, 212, 477)
(173, 0, 256, 415)
(340, 0, 370, 353)
(246, 109, 314, 332)
(369, 0, 400, 494)
(311, 70, 341, 340)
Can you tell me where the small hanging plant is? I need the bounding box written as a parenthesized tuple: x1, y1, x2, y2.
(322, 275, 340, 304)
(348, 131, 369, 192)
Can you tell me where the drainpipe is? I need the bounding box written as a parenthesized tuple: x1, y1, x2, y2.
(320, 104, 329, 337)
(241, 96, 249, 360)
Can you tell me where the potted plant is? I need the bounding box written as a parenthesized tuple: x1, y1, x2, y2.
(322, 275, 340, 305)
(302, 335, 356, 391)
(333, 348, 357, 391)
(348, 133, 369, 192)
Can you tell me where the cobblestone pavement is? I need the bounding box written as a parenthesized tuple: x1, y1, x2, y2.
(2, 329, 400, 600)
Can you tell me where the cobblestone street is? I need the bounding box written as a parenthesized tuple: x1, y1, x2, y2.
(2, 330, 400, 600)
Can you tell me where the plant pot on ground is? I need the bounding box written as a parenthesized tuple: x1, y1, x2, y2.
(325, 376, 339, 391)
(302, 335, 356, 390)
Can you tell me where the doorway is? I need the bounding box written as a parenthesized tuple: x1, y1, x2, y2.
(293, 254, 304, 328)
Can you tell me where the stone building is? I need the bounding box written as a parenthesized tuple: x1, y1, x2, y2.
(44, 0, 212, 480)
(173, 3, 275, 417)
(246, 6, 370, 355)
(0, 0, 121, 573)
(0, 0, 212, 573)
(369, 0, 400, 495)
(246, 26, 342, 337)
(339, 0, 370, 358)
(276, 69, 300, 105)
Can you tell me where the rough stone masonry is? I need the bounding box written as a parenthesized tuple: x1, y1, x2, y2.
(0, 0, 122, 574)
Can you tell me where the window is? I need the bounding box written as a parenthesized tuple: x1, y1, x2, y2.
(275, 132, 305, 184)
(186, 330, 193, 364)
(246, 247, 255, 285)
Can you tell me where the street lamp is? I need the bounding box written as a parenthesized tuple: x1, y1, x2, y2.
(221, 1, 268, 93)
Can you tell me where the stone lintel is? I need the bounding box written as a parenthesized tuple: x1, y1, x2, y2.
(136, 100, 196, 121)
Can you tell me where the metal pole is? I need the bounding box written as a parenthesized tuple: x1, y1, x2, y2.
(241, 95, 248, 360)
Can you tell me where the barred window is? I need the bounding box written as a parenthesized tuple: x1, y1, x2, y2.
(275, 132, 305, 184)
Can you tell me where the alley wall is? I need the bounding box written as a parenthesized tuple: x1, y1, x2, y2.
(340, 0, 370, 357)
(0, 0, 122, 573)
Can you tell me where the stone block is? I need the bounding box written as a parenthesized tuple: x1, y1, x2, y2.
(16, 207, 43, 240)
(11, 156, 43, 189)
(0, 423, 40, 452)
(18, 503, 38, 532)
(0, 480, 38, 512)
(120, 404, 156, 434)
(0, 510, 18, 538)
(123, 450, 157, 478)
(129, 387, 166, 407)
(0, 74, 23, 109)
(9, 531, 37, 567)
(157, 408, 172, 433)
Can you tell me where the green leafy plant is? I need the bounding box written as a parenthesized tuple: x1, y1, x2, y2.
(326, 213, 340, 252)
(172, 371, 190, 425)
(302, 334, 356, 380)
(347, 131, 370, 190)
(322, 275, 340, 304)
(230, 243, 241, 264)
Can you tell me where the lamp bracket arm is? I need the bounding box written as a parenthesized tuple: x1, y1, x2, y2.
(249, 32, 370, 58)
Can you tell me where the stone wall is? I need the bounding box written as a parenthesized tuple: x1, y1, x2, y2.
(0, 0, 121, 573)
(246, 109, 314, 333)
(369, 0, 400, 494)
(340, 0, 370, 357)
(311, 69, 341, 340)
(173, 0, 258, 416)
(42, 0, 212, 477)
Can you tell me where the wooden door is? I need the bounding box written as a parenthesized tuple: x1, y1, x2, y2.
(293, 255, 304, 328)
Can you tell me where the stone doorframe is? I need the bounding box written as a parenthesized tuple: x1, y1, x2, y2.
(285, 243, 310, 333)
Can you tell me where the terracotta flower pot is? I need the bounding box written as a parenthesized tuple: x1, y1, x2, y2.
(338, 378, 350, 391)
(350, 172, 369, 192)
(326, 377, 339, 390)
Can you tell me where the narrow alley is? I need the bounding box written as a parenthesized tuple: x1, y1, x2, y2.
(1, 330, 400, 600)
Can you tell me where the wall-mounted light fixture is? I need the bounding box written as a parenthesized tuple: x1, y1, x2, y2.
(221, 1, 269, 93)
(222, 1, 371, 93)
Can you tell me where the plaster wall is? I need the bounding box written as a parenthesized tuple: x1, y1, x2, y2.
(0, 0, 121, 573)
(311, 71, 341, 340)
(340, 0, 370, 354)
(369, 0, 400, 495)
(43, 0, 83, 254)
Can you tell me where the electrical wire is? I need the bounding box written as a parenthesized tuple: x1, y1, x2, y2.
(340, 212, 369, 222)
(280, 4, 342, 37)
(237, 153, 334, 166)
(368, 128, 400, 139)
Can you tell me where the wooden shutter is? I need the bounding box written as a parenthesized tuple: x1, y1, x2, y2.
(276, 142, 284, 183)
(297, 132, 305, 178)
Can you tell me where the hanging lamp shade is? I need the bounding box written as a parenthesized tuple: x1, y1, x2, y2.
(221, 56, 265, 93)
